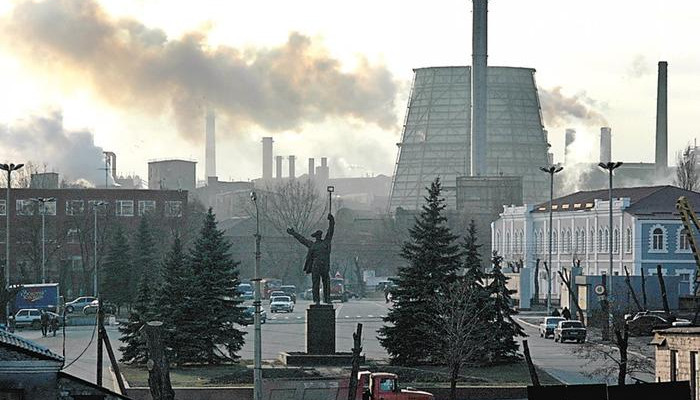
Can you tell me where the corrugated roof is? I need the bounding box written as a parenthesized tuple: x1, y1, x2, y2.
(532, 185, 700, 216)
(0, 329, 64, 362)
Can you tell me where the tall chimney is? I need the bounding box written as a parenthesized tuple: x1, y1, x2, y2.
(288, 155, 296, 179)
(599, 127, 612, 163)
(262, 137, 273, 180)
(205, 109, 216, 179)
(471, 0, 488, 176)
(276, 156, 283, 179)
(655, 61, 668, 172)
(564, 128, 576, 164)
(308, 158, 315, 177)
(316, 157, 330, 181)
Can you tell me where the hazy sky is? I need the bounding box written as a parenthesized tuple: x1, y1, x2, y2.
(0, 0, 699, 184)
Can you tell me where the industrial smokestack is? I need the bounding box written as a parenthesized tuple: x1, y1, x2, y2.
(600, 127, 612, 163)
(564, 128, 576, 164)
(262, 137, 273, 180)
(103, 151, 117, 180)
(316, 157, 329, 181)
(471, 0, 488, 176)
(308, 158, 315, 177)
(276, 156, 283, 179)
(288, 155, 296, 179)
(205, 109, 216, 179)
(655, 61, 668, 172)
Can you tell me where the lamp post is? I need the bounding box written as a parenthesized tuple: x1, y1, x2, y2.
(539, 165, 563, 316)
(327, 186, 334, 214)
(1, 163, 23, 324)
(250, 191, 262, 400)
(598, 161, 622, 341)
(30, 197, 56, 283)
(92, 201, 108, 297)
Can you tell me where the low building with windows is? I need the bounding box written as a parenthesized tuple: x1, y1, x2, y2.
(652, 327, 700, 400)
(0, 188, 188, 297)
(492, 186, 700, 301)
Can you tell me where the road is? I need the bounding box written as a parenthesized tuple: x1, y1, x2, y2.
(12, 300, 655, 390)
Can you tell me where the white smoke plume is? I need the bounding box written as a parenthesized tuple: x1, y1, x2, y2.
(539, 86, 608, 129)
(0, 111, 106, 185)
(0, 0, 399, 141)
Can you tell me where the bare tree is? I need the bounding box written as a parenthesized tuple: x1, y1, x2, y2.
(675, 144, 699, 191)
(572, 305, 654, 385)
(255, 179, 328, 235)
(422, 281, 490, 400)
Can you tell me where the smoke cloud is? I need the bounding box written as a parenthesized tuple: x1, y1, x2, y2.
(539, 86, 608, 128)
(1, 111, 106, 185)
(0, 0, 399, 141)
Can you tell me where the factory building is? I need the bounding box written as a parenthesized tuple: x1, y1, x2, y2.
(147, 159, 196, 192)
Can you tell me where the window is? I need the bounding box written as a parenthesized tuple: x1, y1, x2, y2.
(115, 200, 134, 217)
(625, 228, 633, 253)
(165, 201, 182, 217)
(505, 232, 511, 254)
(563, 230, 571, 253)
(613, 228, 620, 254)
(598, 229, 604, 252)
(679, 228, 691, 252)
(379, 378, 395, 392)
(88, 200, 109, 215)
(552, 231, 558, 253)
(67, 229, 79, 244)
(15, 199, 33, 216)
(138, 200, 156, 216)
(651, 226, 666, 252)
(0, 199, 5, 216)
(66, 200, 84, 216)
(590, 229, 595, 253)
(603, 228, 610, 253)
(37, 200, 56, 216)
(671, 350, 678, 381)
(692, 352, 699, 400)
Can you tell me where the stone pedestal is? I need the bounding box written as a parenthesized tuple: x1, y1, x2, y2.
(306, 304, 335, 354)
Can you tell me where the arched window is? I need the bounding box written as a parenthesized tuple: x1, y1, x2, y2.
(604, 228, 610, 253)
(625, 228, 632, 253)
(581, 230, 587, 253)
(565, 230, 572, 253)
(552, 230, 558, 253)
(613, 228, 620, 254)
(679, 228, 690, 252)
(652, 227, 665, 251)
(590, 229, 595, 253)
(517, 230, 523, 253)
(505, 232, 511, 254)
(598, 229, 604, 252)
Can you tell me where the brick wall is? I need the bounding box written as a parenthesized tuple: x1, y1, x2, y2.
(654, 331, 700, 399)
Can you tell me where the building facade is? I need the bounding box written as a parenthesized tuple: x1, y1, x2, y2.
(0, 188, 188, 298)
(492, 186, 700, 300)
(652, 327, 700, 400)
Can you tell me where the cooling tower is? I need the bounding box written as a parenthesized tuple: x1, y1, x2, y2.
(389, 66, 550, 210)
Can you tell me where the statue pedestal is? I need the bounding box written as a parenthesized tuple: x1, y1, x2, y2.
(306, 304, 335, 354)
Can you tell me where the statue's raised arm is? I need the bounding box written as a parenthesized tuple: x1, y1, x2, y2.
(287, 227, 313, 248)
(325, 214, 335, 241)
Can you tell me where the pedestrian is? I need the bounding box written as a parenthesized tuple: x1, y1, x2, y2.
(562, 306, 572, 320)
(8, 315, 15, 333)
(40, 310, 49, 337)
(551, 308, 561, 317)
(384, 285, 391, 303)
(51, 314, 59, 337)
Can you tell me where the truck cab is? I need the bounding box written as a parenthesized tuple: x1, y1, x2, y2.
(358, 372, 433, 400)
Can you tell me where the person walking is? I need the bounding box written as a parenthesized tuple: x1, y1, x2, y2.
(39, 310, 49, 337)
(562, 306, 572, 320)
(50, 314, 59, 337)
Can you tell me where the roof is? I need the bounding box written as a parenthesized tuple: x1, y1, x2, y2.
(0, 329, 64, 362)
(655, 327, 700, 335)
(532, 185, 700, 217)
(58, 372, 134, 400)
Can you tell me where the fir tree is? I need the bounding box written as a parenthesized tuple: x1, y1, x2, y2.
(133, 217, 158, 287)
(462, 219, 486, 289)
(378, 177, 462, 365)
(101, 225, 131, 312)
(186, 208, 246, 364)
(118, 272, 153, 364)
(154, 236, 198, 364)
(485, 252, 526, 363)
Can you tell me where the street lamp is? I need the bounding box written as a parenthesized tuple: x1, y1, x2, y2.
(539, 165, 564, 315)
(250, 191, 262, 400)
(326, 186, 335, 214)
(598, 161, 622, 341)
(1, 162, 23, 325)
(30, 197, 56, 283)
(92, 201, 108, 297)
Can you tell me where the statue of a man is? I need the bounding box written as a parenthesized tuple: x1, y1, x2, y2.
(287, 214, 335, 304)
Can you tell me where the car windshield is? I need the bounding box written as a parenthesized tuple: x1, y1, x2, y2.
(561, 321, 583, 328)
(546, 318, 565, 325)
(272, 296, 291, 303)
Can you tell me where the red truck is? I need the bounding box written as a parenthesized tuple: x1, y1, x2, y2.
(263, 370, 433, 400)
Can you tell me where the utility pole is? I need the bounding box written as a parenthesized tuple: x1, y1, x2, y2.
(30, 197, 55, 283)
(539, 165, 563, 315)
(327, 186, 334, 214)
(1, 163, 23, 323)
(96, 298, 104, 386)
(598, 161, 622, 340)
(250, 191, 262, 400)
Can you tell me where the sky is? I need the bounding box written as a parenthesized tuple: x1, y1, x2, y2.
(0, 0, 699, 185)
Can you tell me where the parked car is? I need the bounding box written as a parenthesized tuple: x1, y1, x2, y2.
(539, 317, 566, 338)
(268, 291, 286, 303)
(237, 283, 254, 300)
(14, 309, 61, 329)
(624, 310, 669, 321)
(554, 320, 587, 343)
(242, 306, 266, 324)
(65, 296, 96, 313)
(82, 300, 117, 315)
(270, 296, 294, 313)
(626, 314, 692, 336)
(280, 285, 297, 303)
